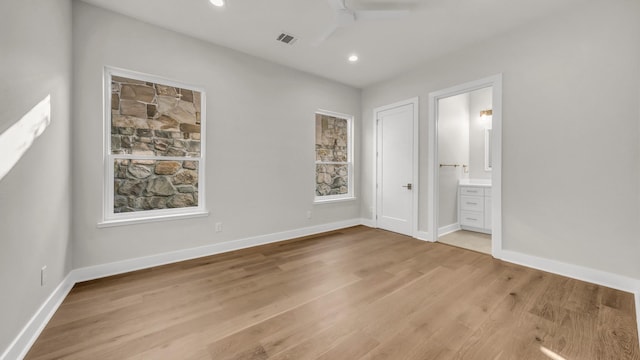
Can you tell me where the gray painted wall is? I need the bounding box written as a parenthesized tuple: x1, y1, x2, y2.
(71, 2, 362, 268)
(0, 0, 73, 352)
(361, 0, 640, 279)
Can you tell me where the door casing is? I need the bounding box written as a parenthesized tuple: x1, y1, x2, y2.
(427, 74, 503, 258)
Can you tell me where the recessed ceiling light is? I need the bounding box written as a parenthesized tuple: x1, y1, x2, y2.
(348, 54, 359, 62)
(209, 0, 225, 7)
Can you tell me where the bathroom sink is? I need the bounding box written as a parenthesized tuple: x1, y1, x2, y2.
(459, 179, 491, 187)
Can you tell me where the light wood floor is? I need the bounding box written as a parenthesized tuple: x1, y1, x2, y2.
(27, 226, 639, 360)
(438, 230, 492, 255)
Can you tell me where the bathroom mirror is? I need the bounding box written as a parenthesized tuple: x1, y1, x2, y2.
(484, 128, 492, 171)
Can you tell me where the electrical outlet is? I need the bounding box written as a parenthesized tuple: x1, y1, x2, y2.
(215, 222, 223, 232)
(306, 210, 312, 219)
(41, 266, 47, 286)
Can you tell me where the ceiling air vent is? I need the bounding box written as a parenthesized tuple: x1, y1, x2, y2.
(276, 32, 298, 45)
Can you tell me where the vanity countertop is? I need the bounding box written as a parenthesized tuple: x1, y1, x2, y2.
(459, 179, 491, 187)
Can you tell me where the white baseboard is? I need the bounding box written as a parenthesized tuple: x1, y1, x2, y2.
(438, 223, 460, 237)
(1, 274, 75, 360)
(636, 291, 640, 349)
(415, 230, 431, 241)
(500, 250, 640, 294)
(73, 218, 364, 283)
(361, 220, 430, 243)
(359, 217, 376, 228)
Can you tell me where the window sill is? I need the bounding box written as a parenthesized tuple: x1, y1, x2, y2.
(98, 210, 209, 228)
(314, 196, 357, 204)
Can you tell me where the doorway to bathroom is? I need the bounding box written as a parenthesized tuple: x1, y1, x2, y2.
(427, 75, 502, 257)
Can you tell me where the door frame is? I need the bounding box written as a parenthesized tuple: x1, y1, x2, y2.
(373, 97, 419, 238)
(427, 74, 503, 258)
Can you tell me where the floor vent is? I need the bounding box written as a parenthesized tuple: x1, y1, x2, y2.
(276, 32, 297, 45)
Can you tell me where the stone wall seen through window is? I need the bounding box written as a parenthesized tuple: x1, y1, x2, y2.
(109, 74, 203, 213)
(315, 113, 350, 198)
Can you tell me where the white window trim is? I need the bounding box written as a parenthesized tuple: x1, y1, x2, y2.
(314, 109, 355, 203)
(100, 67, 208, 226)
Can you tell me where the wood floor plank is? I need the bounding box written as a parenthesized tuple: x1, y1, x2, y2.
(449, 270, 553, 359)
(207, 269, 421, 360)
(314, 331, 379, 360)
(596, 304, 640, 359)
(25, 226, 639, 360)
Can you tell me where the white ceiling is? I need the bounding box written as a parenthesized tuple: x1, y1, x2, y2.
(80, 0, 588, 88)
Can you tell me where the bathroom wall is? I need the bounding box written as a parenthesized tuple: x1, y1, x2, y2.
(468, 87, 492, 179)
(437, 93, 469, 228)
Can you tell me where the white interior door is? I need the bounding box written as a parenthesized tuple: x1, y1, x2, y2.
(376, 101, 416, 236)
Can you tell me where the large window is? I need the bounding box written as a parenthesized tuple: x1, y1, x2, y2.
(315, 110, 354, 202)
(102, 67, 207, 225)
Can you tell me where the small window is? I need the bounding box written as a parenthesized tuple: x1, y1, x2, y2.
(102, 67, 207, 225)
(315, 110, 354, 202)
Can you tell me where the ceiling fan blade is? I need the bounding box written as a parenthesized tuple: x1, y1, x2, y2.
(354, 9, 410, 21)
(326, 0, 347, 11)
(348, 0, 418, 11)
(336, 9, 356, 26)
(314, 23, 340, 45)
